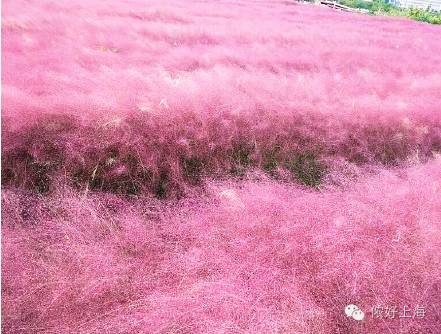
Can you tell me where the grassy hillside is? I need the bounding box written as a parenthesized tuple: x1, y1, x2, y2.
(2, 1, 441, 333)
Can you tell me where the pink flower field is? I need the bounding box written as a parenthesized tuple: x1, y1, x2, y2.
(2, 0, 441, 333)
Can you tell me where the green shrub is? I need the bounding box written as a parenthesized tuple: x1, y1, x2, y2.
(337, 0, 441, 24)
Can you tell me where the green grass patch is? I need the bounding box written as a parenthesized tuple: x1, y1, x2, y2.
(286, 152, 327, 187)
(338, 0, 441, 24)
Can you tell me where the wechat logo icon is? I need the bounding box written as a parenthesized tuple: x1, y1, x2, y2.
(345, 304, 365, 321)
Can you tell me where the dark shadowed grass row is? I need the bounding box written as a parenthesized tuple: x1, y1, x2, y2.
(2, 113, 440, 197)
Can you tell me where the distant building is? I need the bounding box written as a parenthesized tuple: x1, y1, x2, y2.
(387, 0, 441, 11)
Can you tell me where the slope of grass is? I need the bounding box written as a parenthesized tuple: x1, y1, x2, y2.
(2, 0, 441, 333)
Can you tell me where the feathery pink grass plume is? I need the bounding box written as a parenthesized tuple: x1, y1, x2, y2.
(2, 0, 441, 333)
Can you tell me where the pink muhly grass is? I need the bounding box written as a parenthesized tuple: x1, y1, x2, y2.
(2, 0, 441, 196)
(2, 162, 441, 333)
(2, 0, 441, 333)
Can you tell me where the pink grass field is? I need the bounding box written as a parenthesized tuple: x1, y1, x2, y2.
(1, 0, 441, 333)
